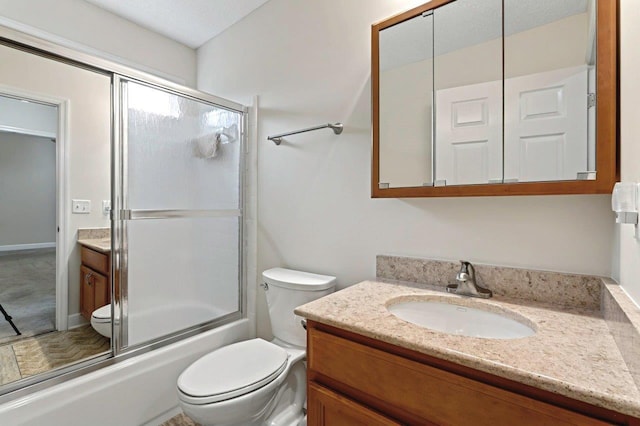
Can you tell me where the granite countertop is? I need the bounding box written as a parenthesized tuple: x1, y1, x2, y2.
(295, 279, 640, 417)
(77, 228, 110, 253)
(77, 238, 111, 253)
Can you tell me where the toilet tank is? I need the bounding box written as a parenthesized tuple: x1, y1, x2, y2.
(262, 268, 336, 347)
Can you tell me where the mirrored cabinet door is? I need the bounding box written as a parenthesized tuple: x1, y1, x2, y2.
(372, 0, 617, 197)
(433, 0, 502, 187)
(504, 0, 595, 183)
(378, 13, 434, 189)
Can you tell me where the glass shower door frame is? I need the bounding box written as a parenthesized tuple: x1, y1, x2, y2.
(112, 75, 248, 354)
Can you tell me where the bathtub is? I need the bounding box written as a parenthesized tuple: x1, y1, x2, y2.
(0, 319, 250, 426)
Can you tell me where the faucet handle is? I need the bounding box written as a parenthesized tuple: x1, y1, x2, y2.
(456, 261, 473, 282)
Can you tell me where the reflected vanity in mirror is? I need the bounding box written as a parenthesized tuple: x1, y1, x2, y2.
(372, 0, 618, 197)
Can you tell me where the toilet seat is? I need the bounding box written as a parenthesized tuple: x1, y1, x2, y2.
(178, 338, 288, 405)
(91, 304, 111, 323)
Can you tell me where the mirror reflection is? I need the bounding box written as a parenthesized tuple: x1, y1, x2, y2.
(504, 0, 595, 182)
(376, 0, 597, 189)
(0, 44, 111, 387)
(379, 13, 434, 188)
(434, 0, 503, 186)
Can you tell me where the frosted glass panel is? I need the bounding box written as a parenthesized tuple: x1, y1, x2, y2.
(122, 80, 243, 348)
(126, 81, 242, 210)
(126, 217, 239, 346)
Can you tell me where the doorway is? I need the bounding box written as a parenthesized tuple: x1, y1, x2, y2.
(0, 93, 58, 345)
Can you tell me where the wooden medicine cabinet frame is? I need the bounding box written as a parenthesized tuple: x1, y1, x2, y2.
(371, 0, 619, 198)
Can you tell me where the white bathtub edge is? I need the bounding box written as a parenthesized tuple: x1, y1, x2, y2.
(0, 319, 250, 426)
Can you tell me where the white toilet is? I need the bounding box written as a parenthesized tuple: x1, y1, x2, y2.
(177, 267, 336, 426)
(90, 304, 112, 338)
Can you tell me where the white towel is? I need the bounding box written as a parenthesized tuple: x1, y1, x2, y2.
(192, 133, 221, 159)
(191, 124, 238, 159)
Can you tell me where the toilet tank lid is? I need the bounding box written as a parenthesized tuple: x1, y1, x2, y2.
(262, 267, 336, 291)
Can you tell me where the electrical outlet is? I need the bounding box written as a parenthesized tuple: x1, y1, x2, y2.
(72, 199, 91, 214)
(103, 200, 111, 216)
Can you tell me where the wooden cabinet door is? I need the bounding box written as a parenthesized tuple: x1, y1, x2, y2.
(309, 327, 613, 426)
(80, 265, 94, 320)
(308, 382, 403, 426)
(92, 271, 108, 311)
(80, 265, 109, 320)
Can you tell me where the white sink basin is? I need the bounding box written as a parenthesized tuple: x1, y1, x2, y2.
(388, 299, 535, 339)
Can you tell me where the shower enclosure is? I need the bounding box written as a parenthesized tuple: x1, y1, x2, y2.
(0, 25, 248, 402)
(114, 77, 246, 350)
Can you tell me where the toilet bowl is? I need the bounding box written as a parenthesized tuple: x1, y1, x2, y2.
(178, 267, 336, 426)
(90, 304, 112, 338)
(91, 304, 120, 338)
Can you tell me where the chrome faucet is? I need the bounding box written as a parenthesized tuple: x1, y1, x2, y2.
(446, 261, 492, 299)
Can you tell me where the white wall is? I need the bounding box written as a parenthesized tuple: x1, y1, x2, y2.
(0, 132, 55, 247)
(618, 0, 640, 306)
(197, 0, 615, 338)
(0, 0, 196, 86)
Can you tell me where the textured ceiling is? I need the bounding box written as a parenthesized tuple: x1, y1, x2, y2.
(83, 0, 270, 48)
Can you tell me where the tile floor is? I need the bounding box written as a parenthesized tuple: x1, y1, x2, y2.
(0, 325, 110, 386)
(161, 413, 199, 426)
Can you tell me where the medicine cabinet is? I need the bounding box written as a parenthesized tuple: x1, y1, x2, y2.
(372, 0, 618, 197)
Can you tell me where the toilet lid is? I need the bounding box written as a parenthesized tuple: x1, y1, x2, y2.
(92, 304, 111, 321)
(177, 338, 288, 404)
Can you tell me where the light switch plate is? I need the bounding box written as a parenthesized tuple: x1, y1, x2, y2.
(72, 199, 91, 214)
(102, 200, 111, 216)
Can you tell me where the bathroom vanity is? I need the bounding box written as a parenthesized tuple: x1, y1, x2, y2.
(78, 237, 112, 321)
(307, 322, 619, 425)
(296, 262, 640, 425)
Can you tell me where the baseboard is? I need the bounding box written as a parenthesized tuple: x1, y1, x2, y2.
(67, 313, 88, 329)
(0, 242, 55, 252)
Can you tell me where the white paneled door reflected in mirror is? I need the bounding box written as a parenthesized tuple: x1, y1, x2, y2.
(372, 0, 618, 197)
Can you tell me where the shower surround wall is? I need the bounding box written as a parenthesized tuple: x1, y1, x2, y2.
(196, 0, 616, 338)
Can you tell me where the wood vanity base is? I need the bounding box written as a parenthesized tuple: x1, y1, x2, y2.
(307, 321, 639, 426)
(80, 246, 111, 320)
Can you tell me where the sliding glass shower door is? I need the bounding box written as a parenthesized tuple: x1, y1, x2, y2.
(115, 78, 245, 348)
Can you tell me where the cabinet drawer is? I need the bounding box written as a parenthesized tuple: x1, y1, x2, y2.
(308, 382, 403, 426)
(81, 246, 109, 275)
(308, 328, 611, 426)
